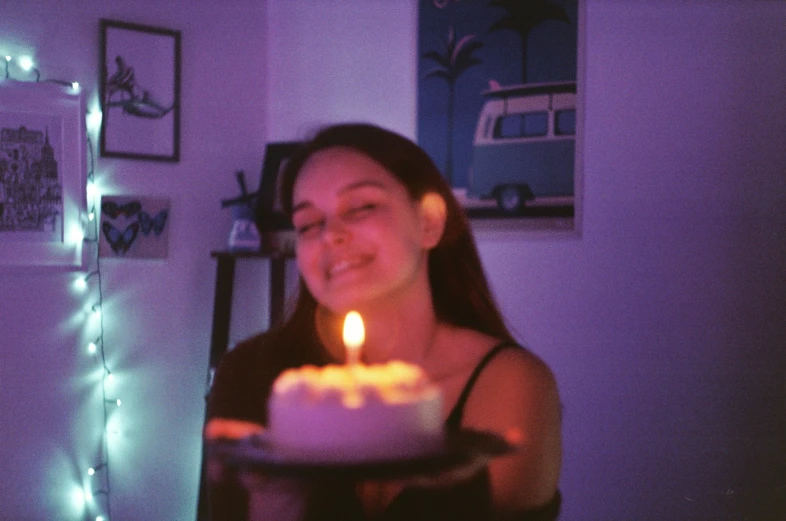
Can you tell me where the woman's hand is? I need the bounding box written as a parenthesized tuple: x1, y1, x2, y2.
(204, 417, 265, 440)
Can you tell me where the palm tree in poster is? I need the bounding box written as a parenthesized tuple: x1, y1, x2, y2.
(422, 26, 483, 183)
(488, 0, 570, 83)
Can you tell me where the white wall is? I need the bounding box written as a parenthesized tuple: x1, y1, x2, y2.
(1, 0, 784, 520)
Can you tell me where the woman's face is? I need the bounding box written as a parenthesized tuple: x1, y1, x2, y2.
(291, 147, 432, 314)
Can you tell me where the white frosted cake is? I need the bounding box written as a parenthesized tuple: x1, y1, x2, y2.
(268, 361, 444, 462)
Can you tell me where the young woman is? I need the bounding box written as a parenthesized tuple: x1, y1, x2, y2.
(205, 123, 562, 521)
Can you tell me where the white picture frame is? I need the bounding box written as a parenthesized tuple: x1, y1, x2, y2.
(0, 80, 85, 267)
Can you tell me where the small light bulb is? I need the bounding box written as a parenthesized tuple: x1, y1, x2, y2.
(68, 224, 85, 244)
(18, 56, 33, 71)
(71, 81, 80, 90)
(88, 467, 95, 476)
(88, 211, 95, 221)
(96, 516, 105, 521)
(87, 111, 103, 132)
(115, 399, 121, 407)
(74, 277, 87, 291)
(86, 179, 97, 200)
(71, 487, 86, 509)
(88, 342, 97, 354)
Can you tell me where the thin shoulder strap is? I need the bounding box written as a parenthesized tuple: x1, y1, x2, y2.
(445, 341, 519, 430)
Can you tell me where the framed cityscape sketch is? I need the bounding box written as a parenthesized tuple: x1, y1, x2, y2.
(99, 19, 181, 162)
(417, 0, 583, 232)
(0, 80, 85, 266)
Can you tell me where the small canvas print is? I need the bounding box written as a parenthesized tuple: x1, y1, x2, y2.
(0, 112, 64, 242)
(99, 196, 170, 259)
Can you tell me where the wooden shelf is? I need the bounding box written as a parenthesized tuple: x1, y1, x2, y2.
(206, 249, 294, 369)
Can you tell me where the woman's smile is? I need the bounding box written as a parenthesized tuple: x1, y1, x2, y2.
(325, 254, 373, 281)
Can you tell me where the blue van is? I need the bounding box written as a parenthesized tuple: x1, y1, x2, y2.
(468, 81, 576, 212)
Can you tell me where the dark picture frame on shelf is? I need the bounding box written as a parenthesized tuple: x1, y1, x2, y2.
(255, 141, 301, 232)
(99, 19, 181, 162)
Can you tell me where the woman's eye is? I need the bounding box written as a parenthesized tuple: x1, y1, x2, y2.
(295, 220, 323, 237)
(345, 203, 377, 218)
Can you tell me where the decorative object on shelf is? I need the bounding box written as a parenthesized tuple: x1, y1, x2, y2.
(0, 79, 85, 266)
(98, 195, 170, 259)
(227, 203, 260, 252)
(221, 170, 260, 252)
(99, 19, 181, 162)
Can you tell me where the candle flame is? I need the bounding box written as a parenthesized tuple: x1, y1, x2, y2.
(343, 311, 364, 364)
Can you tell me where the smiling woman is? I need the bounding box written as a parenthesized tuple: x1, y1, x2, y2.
(291, 146, 439, 317)
(205, 123, 562, 521)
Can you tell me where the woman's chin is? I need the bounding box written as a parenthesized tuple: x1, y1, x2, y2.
(321, 289, 382, 316)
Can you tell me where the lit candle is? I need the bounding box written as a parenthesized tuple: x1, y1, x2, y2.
(343, 311, 364, 365)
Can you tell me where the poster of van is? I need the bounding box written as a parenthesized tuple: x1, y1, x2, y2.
(417, 0, 579, 221)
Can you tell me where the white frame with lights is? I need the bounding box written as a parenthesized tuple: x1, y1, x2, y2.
(0, 79, 85, 267)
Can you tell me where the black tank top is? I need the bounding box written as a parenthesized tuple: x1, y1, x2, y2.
(380, 341, 562, 521)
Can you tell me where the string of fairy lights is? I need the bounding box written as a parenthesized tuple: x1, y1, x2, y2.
(82, 129, 115, 521)
(3, 55, 115, 521)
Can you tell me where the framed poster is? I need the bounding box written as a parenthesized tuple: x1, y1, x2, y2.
(417, 0, 583, 232)
(0, 80, 85, 267)
(99, 19, 181, 162)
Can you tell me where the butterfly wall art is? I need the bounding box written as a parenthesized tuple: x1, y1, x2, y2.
(98, 196, 170, 259)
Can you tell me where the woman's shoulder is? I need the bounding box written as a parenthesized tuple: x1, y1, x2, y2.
(214, 329, 302, 388)
(219, 330, 278, 366)
(447, 329, 560, 430)
(471, 341, 559, 410)
(488, 342, 557, 387)
(439, 326, 553, 379)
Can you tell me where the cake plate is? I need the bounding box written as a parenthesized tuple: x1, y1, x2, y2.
(207, 429, 514, 481)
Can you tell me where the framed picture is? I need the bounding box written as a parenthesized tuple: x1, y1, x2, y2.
(99, 195, 170, 259)
(255, 141, 301, 232)
(417, 0, 583, 233)
(99, 19, 181, 162)
(0, 80, 85, 267)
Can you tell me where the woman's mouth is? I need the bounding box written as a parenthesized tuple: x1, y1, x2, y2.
(326, 256, 371, 280)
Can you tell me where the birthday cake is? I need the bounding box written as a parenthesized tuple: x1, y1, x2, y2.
(268, 361, 444, 462)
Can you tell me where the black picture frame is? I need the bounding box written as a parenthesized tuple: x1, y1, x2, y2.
(255, 141, 301, 232)
(99, 19, 181, 162)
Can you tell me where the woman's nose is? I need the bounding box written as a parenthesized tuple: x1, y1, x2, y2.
(322, 215, 349, 245)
